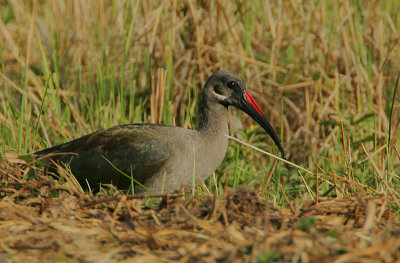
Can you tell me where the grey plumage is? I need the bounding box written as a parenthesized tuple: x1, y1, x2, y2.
(35, 71, 285, 193)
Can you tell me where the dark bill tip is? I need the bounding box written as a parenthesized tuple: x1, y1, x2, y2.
(241, 90, 286, 159)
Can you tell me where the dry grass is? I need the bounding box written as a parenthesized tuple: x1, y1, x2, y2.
(1, 0, 400, 261)
(1, 159, 399, 262)
(1, 0, 400, 195)
(1, 1, 400, 158)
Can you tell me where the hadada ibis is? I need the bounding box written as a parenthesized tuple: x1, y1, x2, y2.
(35, 71, 285, 193)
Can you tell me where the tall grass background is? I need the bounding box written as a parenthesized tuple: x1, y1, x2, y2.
(0, 0, 399, 207)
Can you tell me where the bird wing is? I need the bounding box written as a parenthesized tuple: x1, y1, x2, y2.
(36, 124, 172, 191)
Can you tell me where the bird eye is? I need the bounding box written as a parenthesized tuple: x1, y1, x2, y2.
(227, 81, 238, 89)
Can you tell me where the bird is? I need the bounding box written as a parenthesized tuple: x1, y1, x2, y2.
(35, 71, 285, 194)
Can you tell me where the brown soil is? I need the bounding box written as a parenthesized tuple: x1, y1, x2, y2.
(0, 158, 399, 263)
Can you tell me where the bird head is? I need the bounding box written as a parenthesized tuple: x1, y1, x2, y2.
(204, 71, 286, 159)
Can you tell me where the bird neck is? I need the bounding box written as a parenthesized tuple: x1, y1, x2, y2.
(193, 94, 229, 182)
(197, 95, 229, 136)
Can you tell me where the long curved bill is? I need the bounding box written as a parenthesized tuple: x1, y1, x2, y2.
(240, 90, 286, 159)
